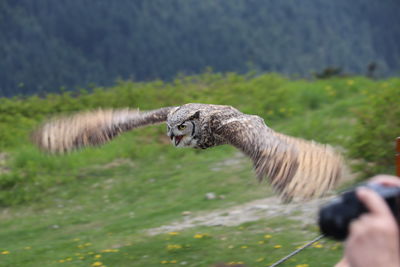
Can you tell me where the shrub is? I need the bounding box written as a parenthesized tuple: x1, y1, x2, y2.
(348, 79, 400, 176)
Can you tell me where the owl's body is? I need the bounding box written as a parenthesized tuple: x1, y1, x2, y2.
(33, 103, 343, 200)
(167, 103, 244, 149)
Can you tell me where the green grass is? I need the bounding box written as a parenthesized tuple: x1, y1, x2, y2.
(0, 150, 343, 267)
(1, 73, 396, 266)
(0, 119, 345, 266)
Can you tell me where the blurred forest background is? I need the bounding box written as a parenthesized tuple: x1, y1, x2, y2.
(1, 0, 400, 96)
(1, 1, 400, 266)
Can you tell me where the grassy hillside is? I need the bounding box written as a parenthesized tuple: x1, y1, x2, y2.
(0, 73, 399, 266)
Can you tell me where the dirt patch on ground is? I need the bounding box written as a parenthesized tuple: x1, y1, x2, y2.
(99, 158, 136, 169)
(147, 149, 353, 236)
(0, 152, 10, 175)
(82, 158, 136, 174)
(147, 195, 331, 235)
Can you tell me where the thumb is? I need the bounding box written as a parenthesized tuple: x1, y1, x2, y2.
(356, 187, 393, 217)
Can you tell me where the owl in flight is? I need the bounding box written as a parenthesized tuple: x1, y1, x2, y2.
(33, 103, 343, 201)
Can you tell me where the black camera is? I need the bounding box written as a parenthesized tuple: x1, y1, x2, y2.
(318, 183, 400, 240)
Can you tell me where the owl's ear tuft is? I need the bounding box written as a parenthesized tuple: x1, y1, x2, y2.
(189, 111, 200, 120)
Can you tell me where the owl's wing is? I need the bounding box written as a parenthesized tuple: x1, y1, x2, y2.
(213, 114, 343, 200)
(33, 107, 176, 153)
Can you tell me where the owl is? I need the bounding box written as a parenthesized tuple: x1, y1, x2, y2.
(32, 103, 343, 201)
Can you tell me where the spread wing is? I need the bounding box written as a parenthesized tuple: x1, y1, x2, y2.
(32, 107, 176, 153)
(213, 114, 343, 200)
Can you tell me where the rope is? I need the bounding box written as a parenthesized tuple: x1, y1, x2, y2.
(268, 234, 325, 267)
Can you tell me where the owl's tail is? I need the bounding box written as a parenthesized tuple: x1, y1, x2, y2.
(32, 107, 173, 154)
(272, 132, 344, 200)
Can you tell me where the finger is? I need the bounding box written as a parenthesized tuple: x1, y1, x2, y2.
(349, 214, 370, 235)
(370, 175, 400, 187)
(334, 257, 350, 267)
(356, 187, 393, 216)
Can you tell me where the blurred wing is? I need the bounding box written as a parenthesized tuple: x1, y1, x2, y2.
(214, 115, 299, 197)
(271, 131, 343, 199)
(32, 107, 176, 153)
(214, 114, 343, 200)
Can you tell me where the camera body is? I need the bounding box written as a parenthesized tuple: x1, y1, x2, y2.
(318, 183, 400, 240)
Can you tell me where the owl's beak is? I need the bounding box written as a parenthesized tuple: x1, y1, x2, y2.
(174, 135, 184, 146)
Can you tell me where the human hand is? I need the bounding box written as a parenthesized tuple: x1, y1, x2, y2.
(369, 174, 400, 188)
(343, 175, 400, 267)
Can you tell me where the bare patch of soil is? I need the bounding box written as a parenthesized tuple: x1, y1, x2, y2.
(147, 196, 331, 235)
(0, 152, 10, 174)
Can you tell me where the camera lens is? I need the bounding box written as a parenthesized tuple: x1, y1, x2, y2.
(319, 202, 348, 240)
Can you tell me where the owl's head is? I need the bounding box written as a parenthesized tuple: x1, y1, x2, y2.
(167, 110, 201, 148)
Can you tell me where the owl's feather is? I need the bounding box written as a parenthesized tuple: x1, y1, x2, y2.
(212, 113, 343, 200)
(32, 107, 175, 153)
(32, 103, 343, 200)
(272, 132, 342, 199)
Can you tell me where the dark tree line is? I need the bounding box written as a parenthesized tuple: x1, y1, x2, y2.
(0, 0, 399, 96)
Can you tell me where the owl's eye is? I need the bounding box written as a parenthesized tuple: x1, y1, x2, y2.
(177, 124, 186, 131)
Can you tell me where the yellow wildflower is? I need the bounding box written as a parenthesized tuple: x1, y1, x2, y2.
(1, 251, 10, 255)
(194, 233, 206, 238)
(66, 257, 72, 261)
(240, 245, 248, 249)
(101, 248, 119, 253)
(95, 254, 102, 258)
(313, 244, 324, 248)
(264, 234, 272, 239)
(92, 262, 103, 267)
(273, 245, 282, 249)
(296, 264, 309, 267)
(328, 90, 336, 96)
(228, 262, 244, 265)
(166, 244, 182, 250)
(160, 260, 169, 264)
(258, 240, 265, 244)
(24, 246, 32, 250)
(168, 232, 180, 236)
(170, 260, 177, 263)
(58, 259, 65, 263)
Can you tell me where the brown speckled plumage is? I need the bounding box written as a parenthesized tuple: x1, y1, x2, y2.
(32, 103, 343, 200)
